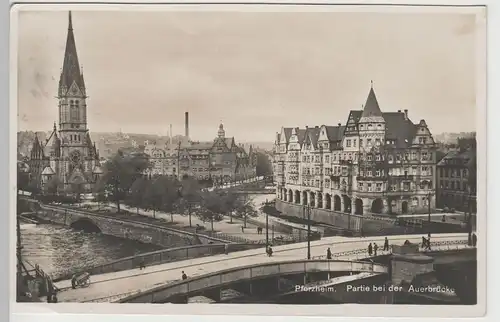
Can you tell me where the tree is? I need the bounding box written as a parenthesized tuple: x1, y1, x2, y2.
(102, 151, 150, 213)
(143, 176, 178, 220)
(128, 177, 148, 215)
(44, 177, 61, 197)
(17, 163, 30, 193)
(233, 195, 259, 228)
(255, 151, 273, 177)
(92, 178, 107, 210)
(177, 177, 202, 227)
(197, 190, 225, 231)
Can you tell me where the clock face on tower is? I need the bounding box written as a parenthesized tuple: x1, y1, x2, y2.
(70, 150, 81, 165)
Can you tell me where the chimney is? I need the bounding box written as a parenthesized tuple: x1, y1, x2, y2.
(305, 126, 309, 130)
(397, 110, 401, 113)
(404, 109, 408, 120)
(184, 112, 189, 139)
(315, 126, 319, 129)
(169, 124, 173, 146)
(338, 123, 341, 127)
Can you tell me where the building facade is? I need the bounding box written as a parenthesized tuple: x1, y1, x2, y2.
(273, 85, 437, 218)
(28, 12, 102, 192)
(143, 123, 257, 183)
(436, 146, 477, 213)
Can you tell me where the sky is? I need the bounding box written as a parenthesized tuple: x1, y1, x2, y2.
(16, 8, 480, 142)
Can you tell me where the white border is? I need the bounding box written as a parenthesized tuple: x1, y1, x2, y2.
(7, 1, 496, 321)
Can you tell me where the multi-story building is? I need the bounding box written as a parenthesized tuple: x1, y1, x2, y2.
(436, 144, 477, 213)
(28, 12, 102, 192)
(144, 121, 257, 183)
(273, 85, 438, 220)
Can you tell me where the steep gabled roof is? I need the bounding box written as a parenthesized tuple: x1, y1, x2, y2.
(383, 112, 416, 148)
(324, 125, 345, 142)
(282, 127, 293, 143)
(59, 11, 86, 96)
(297, 129, 307, 144)
(360, 87, 383, 119)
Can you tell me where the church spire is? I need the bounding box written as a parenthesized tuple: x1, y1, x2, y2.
(59, 11, 85, 97)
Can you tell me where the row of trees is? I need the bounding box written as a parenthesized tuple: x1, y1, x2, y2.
(99, 151, 259, 230)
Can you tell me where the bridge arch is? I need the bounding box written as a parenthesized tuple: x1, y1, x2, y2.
(355, 198, 363, 215)
(302, 191, 308, 206)
(371, 198, 384, 214)
(342, 195, 351, 213)
(325, 194, 332, 210)
(288, 189, 293, 203)
(70, 218, 102, 233)
(317, 192, 323, 208)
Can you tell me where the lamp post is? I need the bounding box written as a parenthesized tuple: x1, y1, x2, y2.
(265, 199, 269, 247)
(427, 192, 432, 224)
(307, 203, 311, 260)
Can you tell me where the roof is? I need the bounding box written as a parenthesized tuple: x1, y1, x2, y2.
(360, 87, 383, 119)
(297, 129, 307, 144)
(59, 12, 86, 96)
(437, 148, 476, 167)
(324, 125, 345, 142)
(41, 166, 55, 175)
(383, 112, 417, 148)
(187, 142, 213, 150)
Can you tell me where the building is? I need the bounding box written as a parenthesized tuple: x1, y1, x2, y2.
(143, 113, 257, 183)
(28, 12, 102, 192)
(273, 84, 438, 221)
(436, 144, 477, 213)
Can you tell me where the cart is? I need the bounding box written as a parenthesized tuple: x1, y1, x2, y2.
(71, 272, 91, 289)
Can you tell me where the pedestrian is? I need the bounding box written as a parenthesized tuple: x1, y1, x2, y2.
(71, 274, 77, 289)
(368, 243, 373, 256)
(426, 233, 432, 250)
(421, 236, 427, 249)
(181, 271, 188, 280)
(267, 245, 273, 257)
(241, 225, 244, 233)
(51, 293, 58, 303)
(224, 243, 229, 255)
(383, 237, 389, 251)
(373, 243, 378, 256)
(472, 233, 477, 247)
(326, 247, 332, 260)
(139, 258, 146, 270)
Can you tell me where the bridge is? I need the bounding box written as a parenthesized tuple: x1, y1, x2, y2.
(52, 233, 471, 303)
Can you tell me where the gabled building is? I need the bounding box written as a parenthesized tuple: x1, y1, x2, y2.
(28, 12, 102, 193)
(273, 84, 438, 221)
(143, 123, 257, 183)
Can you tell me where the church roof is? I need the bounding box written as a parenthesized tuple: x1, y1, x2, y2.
(41, 166, 55, 175)
(59, 11, 86, 96)
(30, 134, 45, 160)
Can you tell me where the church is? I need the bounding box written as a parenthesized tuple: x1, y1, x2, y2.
(28, 12, 103, 193)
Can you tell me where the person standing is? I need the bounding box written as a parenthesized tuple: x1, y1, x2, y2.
(383, 237, 389, 251)
(224, 243, 229, 255)
(368, 243, 373, 256)
(326, 247, 332, 260)
(426, 233, 432, 250)
(181, 271, 188, 280)
(373, 243, 378, 256)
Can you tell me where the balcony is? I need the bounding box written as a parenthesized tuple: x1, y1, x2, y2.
(389, 174, 414, 180)
(356, 175, 388, 181)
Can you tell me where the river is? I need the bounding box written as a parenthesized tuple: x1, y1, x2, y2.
(20, 223, 162, 278)
(20, 194, 276, 278)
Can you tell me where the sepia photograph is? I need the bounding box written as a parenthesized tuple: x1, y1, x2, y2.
(12, 3, 486, 315)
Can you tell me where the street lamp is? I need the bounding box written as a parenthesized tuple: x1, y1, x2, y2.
(303, 202, 312, 260)
(427, 192, 432, 224)
(265, 199, 269, 247)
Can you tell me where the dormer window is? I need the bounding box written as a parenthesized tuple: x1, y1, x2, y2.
(368, 124, 373, 130)
(360, 125, 364, 130)
(377, 124, 382, 129)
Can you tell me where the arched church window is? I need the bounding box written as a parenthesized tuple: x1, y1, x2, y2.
(70, 100, 78, 122)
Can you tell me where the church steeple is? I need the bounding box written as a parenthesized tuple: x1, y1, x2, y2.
(59, 11, 85, 97)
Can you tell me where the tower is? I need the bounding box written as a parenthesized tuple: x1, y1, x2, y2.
(55, 11, 100, 190)
(358, 82, 386, 150)
(218, 123, 225, 138)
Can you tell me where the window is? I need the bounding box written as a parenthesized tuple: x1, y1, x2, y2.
(360, 125, 364, 130)
(367, 170, 372, 177)
(396, 154, 401, 162)
(422, 152, 428, 161)
(358, 182, 363, 191)
(368, 124, 373, 130)
(376, 170, 381, 177)
(403, 182, 410, 191)
(412, 152, 417, 160)
(367, 183, 372, 191)
(391, 184, 397, 191)
(412, 198, 418, 206)
(376, 139, 381, 146)
(376, 154, 381, 161)
(325, 179, 330, 188)
(376, 183, 382, 191)
(325, 155, 330, 163)
(346, 139, 351, 147)
(367, 154, 373, 161)
(359, 139, 363, 147)
(377, 124, 382, 129)
(388, 155, 394, 163)
(367, 139, 372, 146)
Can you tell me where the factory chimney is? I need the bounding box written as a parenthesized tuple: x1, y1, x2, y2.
(185, 112, 189, 140)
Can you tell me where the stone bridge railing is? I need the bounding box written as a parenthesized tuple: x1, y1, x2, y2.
(52, 243, 263, 282)
(311, 239, 471, 260)
(117, 259, 389, 303)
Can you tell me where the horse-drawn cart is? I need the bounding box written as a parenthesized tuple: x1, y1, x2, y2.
(71, 272, 91, 289)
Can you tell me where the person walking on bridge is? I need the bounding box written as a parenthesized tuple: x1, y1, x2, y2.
(368, 243, 373, 256)
(383, 237, 389, 252)
(373, 243, 378, 256)
(181, 271, 188, 280)
(326, 247, 332, 260)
